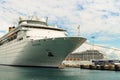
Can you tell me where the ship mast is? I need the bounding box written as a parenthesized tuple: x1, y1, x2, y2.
(46, 17, 48, 26)
(77, 25, 80, 36)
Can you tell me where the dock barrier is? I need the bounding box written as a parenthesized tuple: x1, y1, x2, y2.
(80, 64, 120, 71)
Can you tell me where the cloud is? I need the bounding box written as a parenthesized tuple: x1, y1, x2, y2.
(0, 0, 120, 49)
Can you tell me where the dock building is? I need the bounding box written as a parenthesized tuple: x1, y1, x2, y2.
(62, 50, 104, 66)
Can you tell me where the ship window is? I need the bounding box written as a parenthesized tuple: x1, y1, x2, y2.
(17, 37, 23, 41)
(48, 52, 54, 57)
(26, 36, 30, 38)
(7, 33, 17, 42)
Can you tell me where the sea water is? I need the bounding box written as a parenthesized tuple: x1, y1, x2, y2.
(0, 66, 120, 80)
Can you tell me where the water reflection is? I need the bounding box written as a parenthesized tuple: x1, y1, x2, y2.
(0, 66, 120, 80)
(0, 66, 81, 80)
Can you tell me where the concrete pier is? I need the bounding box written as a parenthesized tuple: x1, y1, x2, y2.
(80, 64, 120, 71)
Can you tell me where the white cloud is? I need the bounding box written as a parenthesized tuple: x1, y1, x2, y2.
(0, 0, 120, 48)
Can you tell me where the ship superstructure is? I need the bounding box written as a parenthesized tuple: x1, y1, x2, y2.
(0, 17, 86, 68)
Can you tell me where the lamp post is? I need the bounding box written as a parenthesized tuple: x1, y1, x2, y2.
(91, 36, 95, 60)
(91, 36, 95, 50)
(77, 25, 80, 36)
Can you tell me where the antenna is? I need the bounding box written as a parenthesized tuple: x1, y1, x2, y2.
(46, 17, 48, 25)
(19, 17, 22, 21)
(91, 36, 95, 59)
(77, 25, 80, 36)
(91, 36, 95, 50)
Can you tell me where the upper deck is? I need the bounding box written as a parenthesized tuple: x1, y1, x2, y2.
(18, 19, 66, 31)
(0, 17, 67, 45)
(19, 19, 47, 26)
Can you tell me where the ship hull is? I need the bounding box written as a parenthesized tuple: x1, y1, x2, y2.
(0, 37, 86, 68)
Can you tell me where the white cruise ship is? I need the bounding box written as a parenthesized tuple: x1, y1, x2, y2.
(0, 17, 86, 68)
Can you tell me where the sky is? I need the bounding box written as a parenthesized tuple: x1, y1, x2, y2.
(0, 0, 120, 58)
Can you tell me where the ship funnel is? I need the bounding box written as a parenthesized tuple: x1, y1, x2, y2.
(9, 26, 15, 32)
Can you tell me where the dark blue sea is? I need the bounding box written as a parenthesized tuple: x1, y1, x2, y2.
(0, 66, 120, 80)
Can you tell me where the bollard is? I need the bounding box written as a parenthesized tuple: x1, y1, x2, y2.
(108, 65, 115, 71)
(80, 65, 84, 69)
(114, 65, 119, 71)
(89, 65, 96, 69)
(100, 65, 104, 70)
(89, 65, 92, 69)
(96, 65, 100, 70)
